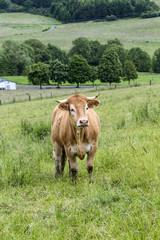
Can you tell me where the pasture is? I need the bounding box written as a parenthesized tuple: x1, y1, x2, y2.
(1, 13, 160, 56)
(0, 85, 160, 239)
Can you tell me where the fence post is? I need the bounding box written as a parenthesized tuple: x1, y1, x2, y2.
(51, 92, 52, 98)
(0, 99, 1, 105)
(115, 85, 117, 89)
(13, 98, 15, 103)
(40, 94, 42, 99)
(28, 94, 31, 101)
(149, 80, 151, 85)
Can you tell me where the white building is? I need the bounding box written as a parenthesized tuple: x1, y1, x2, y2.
(0, 78, 16, 90)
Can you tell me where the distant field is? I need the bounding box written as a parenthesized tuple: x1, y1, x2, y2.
(1, 13, 160, 56)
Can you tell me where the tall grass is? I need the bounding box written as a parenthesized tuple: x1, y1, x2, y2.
(0, 86, 160, 239)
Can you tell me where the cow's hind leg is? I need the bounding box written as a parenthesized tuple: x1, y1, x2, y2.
(68, 160, 72, 177)
(53, 142, 63, 178)
(61, 149, 66, 175)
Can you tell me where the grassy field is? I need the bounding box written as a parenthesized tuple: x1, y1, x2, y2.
(0, 85, 160, 239)
(1, 13, 160, 56)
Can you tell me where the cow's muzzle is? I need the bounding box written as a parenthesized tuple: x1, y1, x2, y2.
(77, 118, 89, 128)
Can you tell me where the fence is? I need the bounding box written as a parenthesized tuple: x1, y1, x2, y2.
(0, 80, 157, 105)
(0, 87, 97, 105)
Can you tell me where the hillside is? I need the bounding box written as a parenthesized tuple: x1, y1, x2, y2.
(154, 0, 160, 7)
(1, 13, 160, 56)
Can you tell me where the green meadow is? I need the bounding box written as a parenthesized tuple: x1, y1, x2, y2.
(0, 85, 160, 239)
(1, 13, 160, 56)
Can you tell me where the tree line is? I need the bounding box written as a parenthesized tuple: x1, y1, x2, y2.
(0, 0, 159, 22)
(1, 37, 160, 88)
(50, 0, 159, 22)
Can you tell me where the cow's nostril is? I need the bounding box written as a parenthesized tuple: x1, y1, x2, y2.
(80, 119, 88, 124)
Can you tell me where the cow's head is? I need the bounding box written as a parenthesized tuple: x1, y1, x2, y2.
(56, 94, 100, 129)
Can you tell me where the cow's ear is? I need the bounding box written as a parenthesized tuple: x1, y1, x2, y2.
(88, 99, 100, 108)
(58, 102, 69, 111)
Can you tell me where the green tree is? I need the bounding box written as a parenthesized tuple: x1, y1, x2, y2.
(106, 42, 127, 67)
(107, 38, 123, 46)
(89, 40, 106, 66)
(47, 43, 68, 64)
(68, 55, 91, 88)
(152, 48, 160, 73)
(98, 48, 122, 85)
(123, 60, 138, 85)
(24, 39, 51, 63)
(50, 59, 68, 88)
(127, 47, 151, 72)
(0, 0, 8, 9)
(90, 66, 98, 86)
(28, 62, 50, 89)
(68, 37, 92, 63)
(0, 40, 34, 76)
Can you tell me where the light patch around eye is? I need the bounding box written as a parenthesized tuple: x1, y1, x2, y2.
(70, 104, 76, 114)
(85, 104, 89, 113)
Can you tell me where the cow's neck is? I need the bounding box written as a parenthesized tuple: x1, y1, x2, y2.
(76, 129, 85, 160)
(73, 127, 85, 160)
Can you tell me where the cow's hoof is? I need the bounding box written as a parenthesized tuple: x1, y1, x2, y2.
(71, 169, 77, 185)
(88, 166, 93, 183)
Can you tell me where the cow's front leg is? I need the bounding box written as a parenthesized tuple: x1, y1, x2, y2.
(70, 158, 78, 184)
(86, 143, 97, 183)
(53, 142, 63, 178)
(66, 148, 78, 184)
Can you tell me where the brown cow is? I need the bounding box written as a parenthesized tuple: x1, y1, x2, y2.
(51, 93, 100, 183)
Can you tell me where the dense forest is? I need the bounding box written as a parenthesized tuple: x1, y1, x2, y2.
(0, 0, 159, 22)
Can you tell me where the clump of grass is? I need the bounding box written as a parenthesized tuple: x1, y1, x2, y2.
(131, 101, 160, 124)
(132, 101, 150, 123)
(21, 119, 50, 140)
(114, 116, 126, 129)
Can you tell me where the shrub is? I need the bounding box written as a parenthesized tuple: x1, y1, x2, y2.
(106, 15, 117, 21)
(141, 11, 159, 18)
